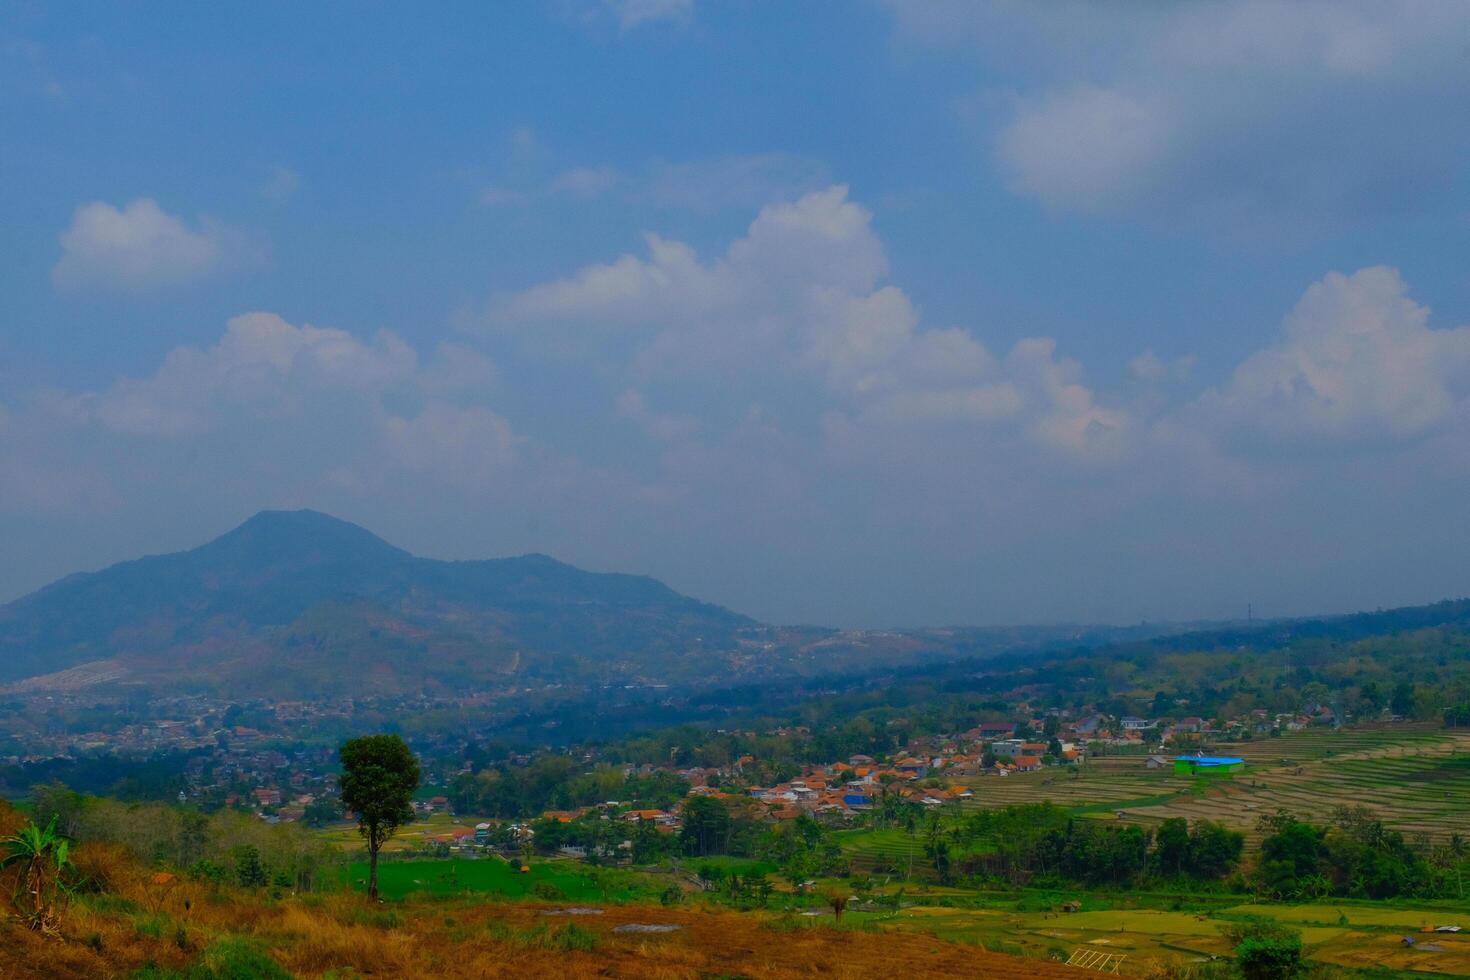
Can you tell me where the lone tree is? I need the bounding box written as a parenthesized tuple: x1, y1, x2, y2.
(339, 734, 420, 900)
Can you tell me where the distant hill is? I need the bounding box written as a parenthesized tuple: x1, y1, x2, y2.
(0, 510, 755, 696)
(18, 508, 1437, 703)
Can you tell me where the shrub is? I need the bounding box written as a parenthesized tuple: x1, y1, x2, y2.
(1225, 920, 1304, 980)
(187, 860, 229, 885)
(344, 906, 403, 930)
(192, 937, 292, 980)
(545, 922, 599, 952)
(135, 913, 167, 938)
(486, 920, 600, 952)
(134, 937, 292, 980)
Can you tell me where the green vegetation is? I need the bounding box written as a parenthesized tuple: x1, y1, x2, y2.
(1255, 806, 1458, 901)
(134, 936, 291, 980)
(338, 734, 420, 900)
(332, 856, 657, 902)
(1, 815, 73, 932)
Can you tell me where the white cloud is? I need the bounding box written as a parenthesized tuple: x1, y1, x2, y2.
(885, 1, 1470, 227)
(489, 185, 1123, 456)
(1130, 349, 1196, 383)
(606, 0, 692, 30)
(1199, 266, 1470, 442)
(476, 146, 829, 214)
(384, 402, 518, 487)
(488, 186, 883, 331)
(52, 199, 232, 290)
(260, 166, 301, 204)
(0, 311, 525, 526)
(422, 343, 498, 394)
(615, 388, 699, 440)
(70, 313, 416, 436)
(998, 87, 1168, 213)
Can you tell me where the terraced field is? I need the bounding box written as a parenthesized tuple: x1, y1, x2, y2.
(835, 827, 955, 875)
(960, 755, 1177, 811)
(1123, 726, 1470, 845)
(957, 724, 1470, 845)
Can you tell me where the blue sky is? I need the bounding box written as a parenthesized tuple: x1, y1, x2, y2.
(4, 1, 1470, 627)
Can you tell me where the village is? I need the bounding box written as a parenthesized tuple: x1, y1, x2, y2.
(0, 684, 1347, 847)
(339, 707, 1331, 857)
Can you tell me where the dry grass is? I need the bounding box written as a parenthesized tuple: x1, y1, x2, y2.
(0, 838, 1096, 978)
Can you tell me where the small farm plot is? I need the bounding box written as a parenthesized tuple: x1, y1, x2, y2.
(958, 758, 1184, 812)
(835, 828, 935, 874)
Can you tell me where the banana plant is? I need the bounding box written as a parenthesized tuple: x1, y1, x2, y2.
(2, 816, 74, 932)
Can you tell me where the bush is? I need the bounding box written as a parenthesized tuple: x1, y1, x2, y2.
(134, 937, 292, 980)
(186, 860, 229, 885)
(1225, 920, 1304, 980)
(344, 907, 403, 930)
(544, 922, 599, 952)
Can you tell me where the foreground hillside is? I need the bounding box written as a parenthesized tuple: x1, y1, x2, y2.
(0, 510, 752, 696)
(0, 848, 1088, 979)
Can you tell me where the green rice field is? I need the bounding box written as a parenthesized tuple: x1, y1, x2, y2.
(333, 856, 660, 902)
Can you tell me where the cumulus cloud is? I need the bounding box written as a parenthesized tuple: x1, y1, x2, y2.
(66, 313, 417, 436)
(487, 186, 885, 332)
(886, 1, 1470, 227)
(2, 313, 516, 506)
(1198, 267, 1470, 442)
(488, 185, 1123, 456)
(998, 87, 1168, 213)
(1130, 349, 1196, 383)
(52, 198, 235, 290)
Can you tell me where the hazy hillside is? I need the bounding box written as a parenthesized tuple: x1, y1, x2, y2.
(0, 510, 753, 696)
(0, 509, 1266, 701)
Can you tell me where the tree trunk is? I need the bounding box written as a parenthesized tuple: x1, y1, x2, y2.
(368, 840, 379, 900)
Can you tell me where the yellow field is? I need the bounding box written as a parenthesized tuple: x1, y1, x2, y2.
(882, 900, 1470, 977)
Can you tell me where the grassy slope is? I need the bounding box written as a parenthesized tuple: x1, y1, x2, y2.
(0, 876, 1096, 979)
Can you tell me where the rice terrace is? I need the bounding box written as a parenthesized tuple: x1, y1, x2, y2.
(953, 724, 1470, 845)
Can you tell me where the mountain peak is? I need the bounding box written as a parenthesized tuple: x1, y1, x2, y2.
(0, 510, 754, 694)
(207, 509, 409, 564)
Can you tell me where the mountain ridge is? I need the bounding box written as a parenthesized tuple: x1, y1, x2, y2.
(0, 510, 754, 695)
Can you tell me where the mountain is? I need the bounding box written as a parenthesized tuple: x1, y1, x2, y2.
(0, 510, 755, 696)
